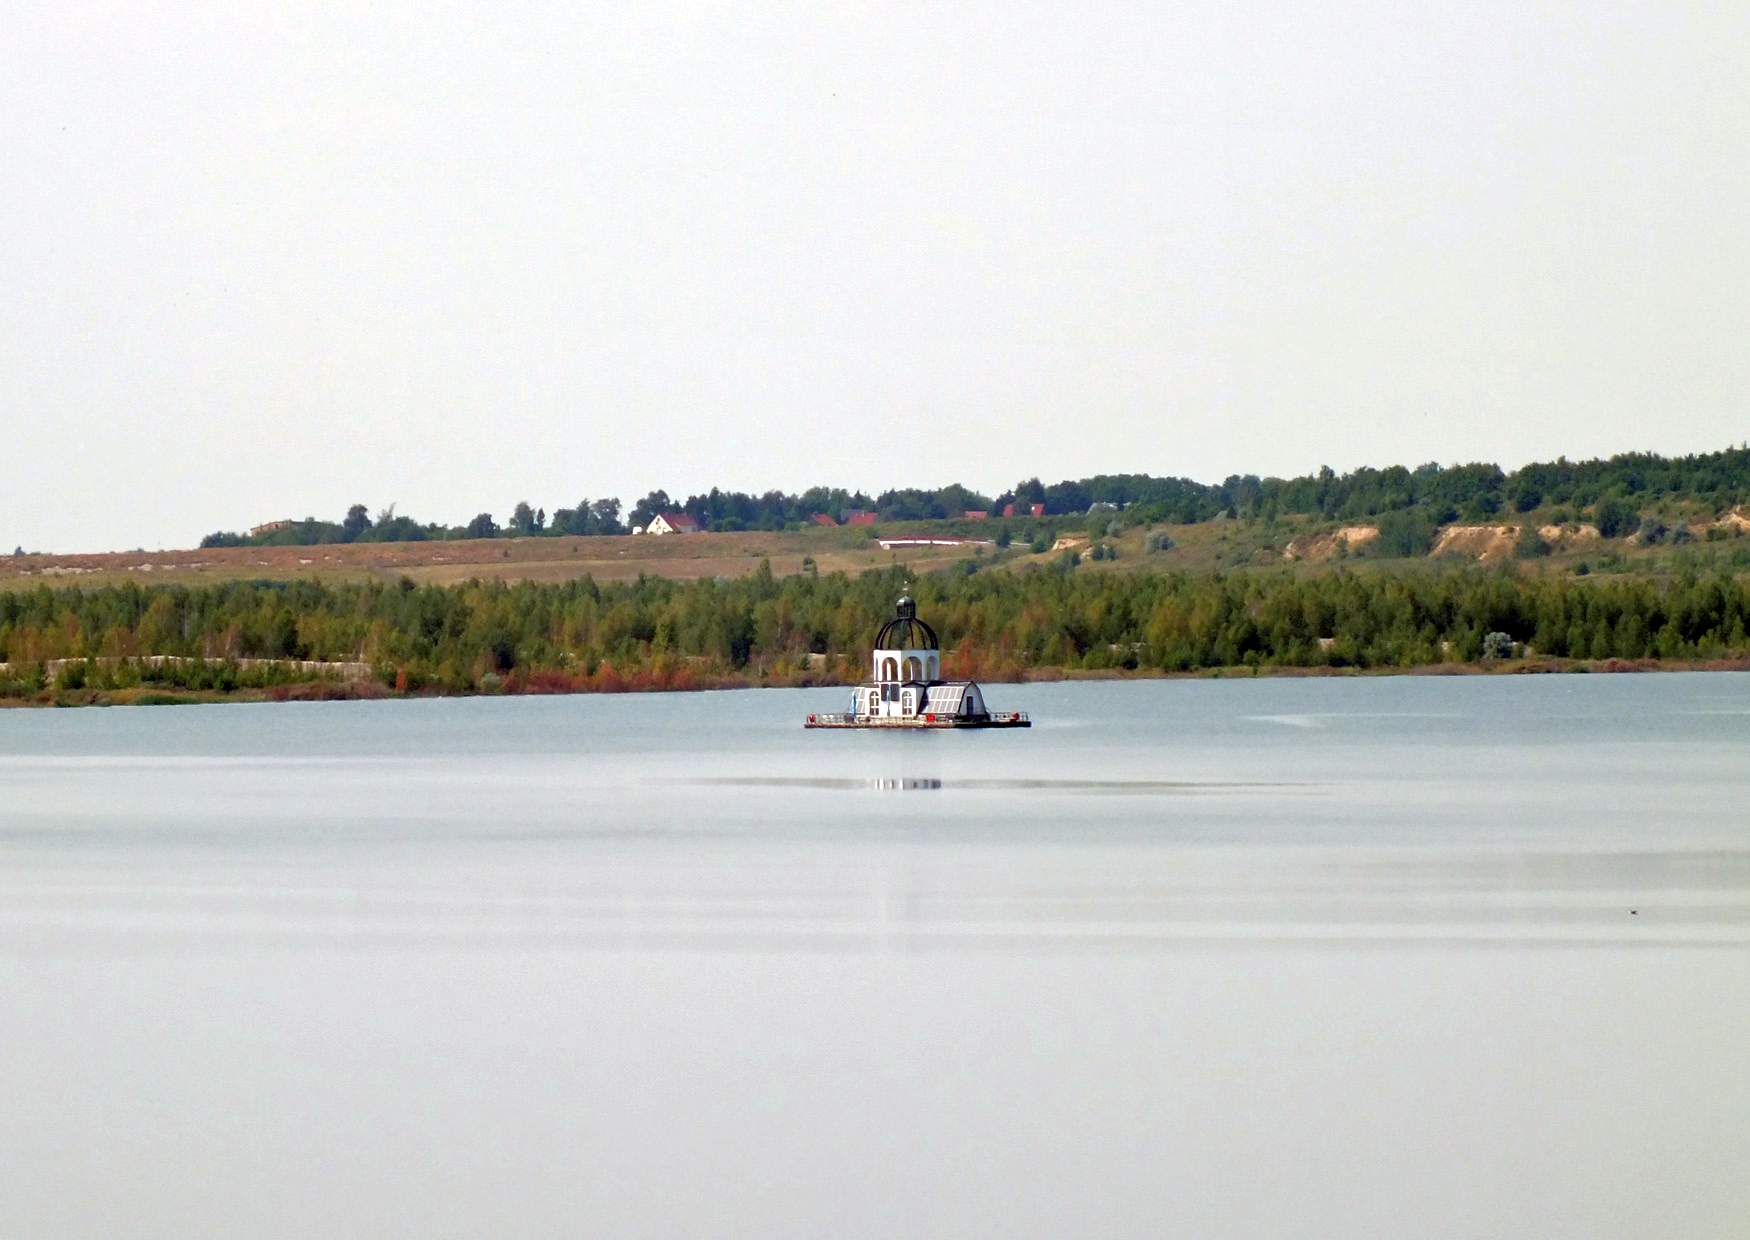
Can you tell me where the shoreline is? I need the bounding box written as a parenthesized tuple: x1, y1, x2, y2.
(7, 654, 1750, 709)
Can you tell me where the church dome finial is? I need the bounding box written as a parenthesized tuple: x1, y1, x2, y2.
(875, 596, 938, 650)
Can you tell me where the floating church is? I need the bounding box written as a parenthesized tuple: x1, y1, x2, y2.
(804, 597, 1031, 729)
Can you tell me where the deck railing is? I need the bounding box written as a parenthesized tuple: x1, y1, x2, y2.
(806, 710, 1029, 727)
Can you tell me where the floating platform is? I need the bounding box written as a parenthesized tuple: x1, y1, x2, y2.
(809, 596, 1035, 731)
(804, 712, 1030, 730)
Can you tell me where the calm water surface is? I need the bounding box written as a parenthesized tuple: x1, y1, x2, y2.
(3, 675, 1748, 1238)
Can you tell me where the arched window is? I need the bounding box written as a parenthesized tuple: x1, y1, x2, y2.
(926, 654, 938, 680)
(880, 656, 898, 681)
(903, 656, 921, 681)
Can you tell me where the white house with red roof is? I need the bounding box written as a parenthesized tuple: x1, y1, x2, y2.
(646, 511, 701, 535)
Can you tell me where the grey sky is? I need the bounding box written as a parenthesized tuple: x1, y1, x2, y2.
(4, 3, 1747, 552)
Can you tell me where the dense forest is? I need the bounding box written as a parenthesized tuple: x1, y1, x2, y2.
(8, 562, 1750, 702)
(196, 445, 1750, 549)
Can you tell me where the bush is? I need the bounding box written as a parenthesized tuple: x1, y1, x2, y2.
(1370, 510, 1437, 558)
(1148, 533, 1176, 553)
(134, 692, 196, 706)
(1515, 524, 1549, 559)
(1481, 631, 1514, 660)
(1594, 497, 1636, 538)
(1636, 516, 1668, 545)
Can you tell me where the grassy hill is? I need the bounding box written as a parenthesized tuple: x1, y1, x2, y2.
(11, 496, 1750, 597)
(0, 527, 986, 593)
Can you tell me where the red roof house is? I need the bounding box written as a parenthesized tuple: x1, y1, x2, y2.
(846, 511, 877, 526)
(648, 511, 701, 535)
(810, 513, 839, 527)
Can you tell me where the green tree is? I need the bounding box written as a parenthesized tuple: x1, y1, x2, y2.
(1594, 497, 1636, 538)
(342, 504, 372, 542)
(590, 498, 625, 534)
(629, 491, 672, 529)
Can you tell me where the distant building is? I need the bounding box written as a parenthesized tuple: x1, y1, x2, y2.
(962, 510, 988, 521)
(846, 511, 877, 526)
(878, 537, 994, 550)
(249, 520, 293, 537)
(1030, 503, 1045, 517)
(810, 513, 839, 527)
(1001, 503, 1016, 517)
(647, 512, 701, 535)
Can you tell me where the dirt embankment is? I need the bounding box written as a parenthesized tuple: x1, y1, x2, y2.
(1696, 506, 1750, 536)
(1430, 525, 1518, 564)
(1282, 526, 1379, 562)
(1538, 522, 1600, 547)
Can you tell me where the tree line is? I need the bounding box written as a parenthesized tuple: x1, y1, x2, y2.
(9, 562, 1750, 701)
(195, 444, 1750, 550)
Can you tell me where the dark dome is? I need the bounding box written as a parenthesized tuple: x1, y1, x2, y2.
(875, 596, 938, 650)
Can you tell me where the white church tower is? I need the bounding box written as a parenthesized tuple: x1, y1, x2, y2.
(861, 595, 941, 718)
(806, 595, 1024, 728)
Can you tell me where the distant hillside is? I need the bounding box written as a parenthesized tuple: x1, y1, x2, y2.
(189, 444, 1750, 552)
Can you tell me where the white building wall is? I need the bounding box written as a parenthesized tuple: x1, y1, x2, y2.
(870, 647, 939, 686)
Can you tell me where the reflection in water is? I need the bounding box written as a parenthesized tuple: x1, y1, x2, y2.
(694, 775, 1311, 795)
(694, 776, 945, 792)
(871, 777, 941, 792)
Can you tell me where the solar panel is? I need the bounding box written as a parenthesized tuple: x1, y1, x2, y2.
(924, 684, 968, 716)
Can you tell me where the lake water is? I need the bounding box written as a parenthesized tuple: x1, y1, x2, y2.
(2, 675, 1747, 1238)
